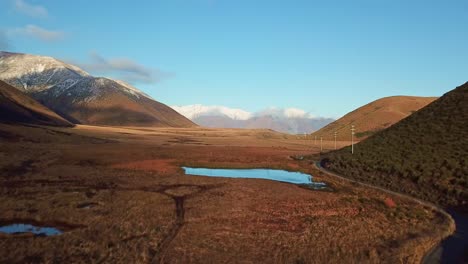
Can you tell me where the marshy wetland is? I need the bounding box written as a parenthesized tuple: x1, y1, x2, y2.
(0, 124, 454, 263)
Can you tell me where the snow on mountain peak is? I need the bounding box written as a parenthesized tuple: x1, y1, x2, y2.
(171, 104, 333, 134)
(171, 105, 320, 121)
(171, 104, 253, 120)
(0, 52, 90, 80)
(0, 52, 153, 101)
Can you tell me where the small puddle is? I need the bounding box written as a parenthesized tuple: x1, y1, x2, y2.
(183, 167, 327, 189)
(0, 223, 62, 236)
(77, 202, 99, 209)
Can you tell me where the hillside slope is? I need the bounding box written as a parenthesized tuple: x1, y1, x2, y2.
(0, 80, 73, 127)
(311, 96, 437, 141)
(0, 51, 195, 127)
(322, 82, 468, 210)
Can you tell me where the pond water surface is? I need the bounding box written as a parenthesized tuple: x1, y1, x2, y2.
(423, 210, 468, 264)
(183, 167, 326, 188)
(0, 223, 62, 236)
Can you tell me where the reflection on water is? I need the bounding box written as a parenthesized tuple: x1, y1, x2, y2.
(183, 167, 326, 188)
(0, 223, 62, 236)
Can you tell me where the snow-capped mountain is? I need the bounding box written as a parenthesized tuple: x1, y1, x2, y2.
(0, 51, 89, 93)
(171, 104, 334, 134)
(0, 51, 152, 100)
(0, 51, 195, 127)
(171, 104, 252, 120)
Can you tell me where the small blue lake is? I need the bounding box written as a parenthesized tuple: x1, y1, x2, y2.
(183, 167, 326, 188)
(0, 223, 62, 236)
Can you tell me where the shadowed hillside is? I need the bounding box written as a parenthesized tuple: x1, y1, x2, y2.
(0, 80, 73, 127)
(312, 96, 437, 141)
(322, 82, 468, 210)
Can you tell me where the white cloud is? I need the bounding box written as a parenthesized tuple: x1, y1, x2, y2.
(13, 0, 48, 18)
(75, 52, 170, 84)
(10, 25, 64, 42)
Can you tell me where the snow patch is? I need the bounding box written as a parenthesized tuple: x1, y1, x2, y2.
(35, 64, 46, 73)
(0, 52, 90, 90)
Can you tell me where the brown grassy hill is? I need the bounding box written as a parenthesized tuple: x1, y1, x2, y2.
(311, 96, 437, 141)
(322, 82, 468, 210)
(0, 80, 73, 127)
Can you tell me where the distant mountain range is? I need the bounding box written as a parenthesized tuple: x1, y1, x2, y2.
(0, 80, 73, 127)
(311, 95, 437, 141)
(324, 82, 467, 209)
(172, 105, 334, 134)
(0, 51, 195, 127)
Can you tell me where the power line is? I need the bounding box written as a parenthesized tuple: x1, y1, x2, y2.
(334, 131, 337, 150)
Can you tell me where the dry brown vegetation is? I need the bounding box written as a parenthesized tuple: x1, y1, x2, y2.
(0, 124, 453, 263)
(311, 95, 437, 141)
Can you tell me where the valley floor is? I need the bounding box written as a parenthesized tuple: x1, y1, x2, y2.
(0, 124, 453, 263)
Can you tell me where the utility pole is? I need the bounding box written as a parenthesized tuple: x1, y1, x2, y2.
(320, 137, 323, 152)
(351, 125, 355, 154)
(334, 131, 337, 150)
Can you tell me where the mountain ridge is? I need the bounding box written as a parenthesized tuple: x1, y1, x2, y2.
(172, 104, 334, 134)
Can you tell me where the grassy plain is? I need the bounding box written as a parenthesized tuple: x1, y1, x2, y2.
(0, 124, 453, 263)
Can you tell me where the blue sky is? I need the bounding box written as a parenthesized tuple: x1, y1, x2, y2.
(1, 0, 467, 118)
